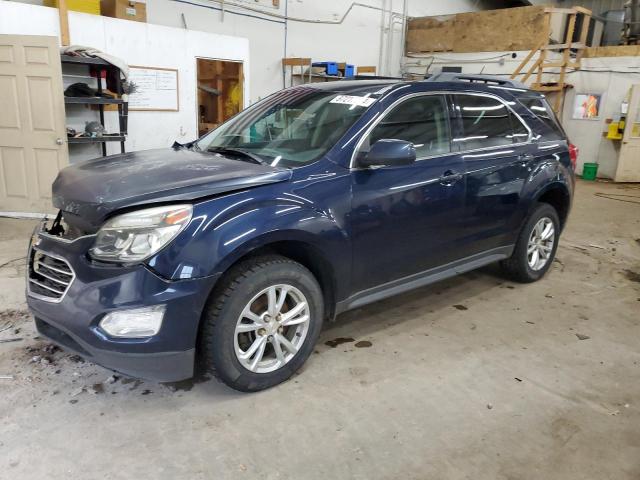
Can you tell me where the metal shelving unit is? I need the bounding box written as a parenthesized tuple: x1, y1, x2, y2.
(61, 54, 128, 156)
(64, 97, 125, 105)
(67, 135, 126, 144)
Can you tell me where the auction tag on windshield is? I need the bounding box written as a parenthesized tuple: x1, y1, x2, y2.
(330, 95, 376, 107)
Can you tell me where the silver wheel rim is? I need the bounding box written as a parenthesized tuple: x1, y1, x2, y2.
(527, 217, 555, 271)
(234, 284, 311, 374)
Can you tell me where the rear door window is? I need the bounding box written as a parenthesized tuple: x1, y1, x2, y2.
(453, 94, 515, 150)
(509, 111, 530, 143)
(367, 94, 451, 158)
(519, 96, 564, 140)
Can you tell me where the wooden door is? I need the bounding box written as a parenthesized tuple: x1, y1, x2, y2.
(615, 84, 640, 182)
(0, 34, 68, 214)
(196, 58, 244, 136)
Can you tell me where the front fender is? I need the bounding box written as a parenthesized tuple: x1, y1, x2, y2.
(147, 189, 350, 286)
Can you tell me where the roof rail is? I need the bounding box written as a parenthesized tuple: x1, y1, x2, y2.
(424, 73, 528, 90)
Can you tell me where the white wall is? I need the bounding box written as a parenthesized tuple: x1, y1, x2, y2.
(0, 0, 250, 159)
(2, 0, 515, 161)
(144, 0, 484, 103)
(560, 56, 640, 178)
(3, 0, 486, 105)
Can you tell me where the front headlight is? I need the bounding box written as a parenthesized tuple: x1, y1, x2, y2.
(90, 204, 192, 263)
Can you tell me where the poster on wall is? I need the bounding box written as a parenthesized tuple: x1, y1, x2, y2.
(572, 93, 602, 120)
(128, 66, 179, 111)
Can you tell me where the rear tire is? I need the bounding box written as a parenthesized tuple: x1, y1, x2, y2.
(200, 255, 323, 392)
(501, 202, 560, 283)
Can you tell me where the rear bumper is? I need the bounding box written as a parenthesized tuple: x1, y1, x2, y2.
(26, 222, 219, 382)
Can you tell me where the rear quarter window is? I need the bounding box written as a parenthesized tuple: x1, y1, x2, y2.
(453, 94, 518, 150)
(519, 96, 565, 141)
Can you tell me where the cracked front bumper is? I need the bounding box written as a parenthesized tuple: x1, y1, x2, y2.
(26, 222, 218, 382)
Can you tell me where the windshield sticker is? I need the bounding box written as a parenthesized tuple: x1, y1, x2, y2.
(330, 95, 376, 107)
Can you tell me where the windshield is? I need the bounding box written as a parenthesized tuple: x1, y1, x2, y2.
(195, 86, 376, 168)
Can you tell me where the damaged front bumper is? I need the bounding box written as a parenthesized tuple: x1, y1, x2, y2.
(26, 221, 218, 382)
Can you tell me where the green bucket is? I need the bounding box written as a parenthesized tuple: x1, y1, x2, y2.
(582, 162, 598, 181)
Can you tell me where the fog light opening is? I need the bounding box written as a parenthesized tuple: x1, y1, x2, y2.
(99, 305, 165, 338)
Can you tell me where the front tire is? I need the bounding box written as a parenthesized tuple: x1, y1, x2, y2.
(501, 202, 560, 283)
(200, 255, 324, 392)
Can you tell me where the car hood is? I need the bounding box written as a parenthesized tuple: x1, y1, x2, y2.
(52, 148, 291, 229)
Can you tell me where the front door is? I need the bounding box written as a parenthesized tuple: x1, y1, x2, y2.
(615, 84, 640, 182)
(350, 93, 467, 293)
(0, 34, 68, 214)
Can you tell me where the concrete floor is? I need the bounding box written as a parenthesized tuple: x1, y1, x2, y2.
(0, 179, 639, 480)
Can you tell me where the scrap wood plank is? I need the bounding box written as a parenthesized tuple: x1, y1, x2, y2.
(521, 56, 544, 83)
(532, 84, 564, 91)
(584, 45, 640, 57)
(574, 11, 591, 64)
(406, 5, 549, 53)
(356, 66, 376, 74)
(511, 39, 547, 79)
(282, 57, 312, 66)
(453, 6, 549, 53)
(58, 0, 70, 46)
(405, 15, 455, 53)
(555, 12, 576, 112)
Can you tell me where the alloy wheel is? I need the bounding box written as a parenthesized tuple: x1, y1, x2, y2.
(234, 284, 311, 374)
(527, 217, 555, 271)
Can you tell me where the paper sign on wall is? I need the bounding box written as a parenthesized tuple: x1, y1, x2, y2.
(128, 66, 179, 111)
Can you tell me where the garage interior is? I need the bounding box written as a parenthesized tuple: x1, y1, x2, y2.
(0, 0, 639, 479)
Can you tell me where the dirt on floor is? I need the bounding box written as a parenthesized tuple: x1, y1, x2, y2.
(0, 179, 639, 480)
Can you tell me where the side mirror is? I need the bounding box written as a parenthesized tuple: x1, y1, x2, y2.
(358, 139, 416, 168)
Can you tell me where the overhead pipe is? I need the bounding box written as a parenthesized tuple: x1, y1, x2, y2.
(378, 0, 387, 78)
(199, 0, 406, 25)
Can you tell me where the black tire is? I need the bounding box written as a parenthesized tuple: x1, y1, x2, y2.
(500, 202, 560, 283)
(199, 255, 324, 392)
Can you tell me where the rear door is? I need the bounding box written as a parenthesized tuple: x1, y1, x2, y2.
(452, 93, 532, 256)
(0, 34, 68, 214)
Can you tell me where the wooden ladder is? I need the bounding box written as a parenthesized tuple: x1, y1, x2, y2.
(510, 6, 592, 112)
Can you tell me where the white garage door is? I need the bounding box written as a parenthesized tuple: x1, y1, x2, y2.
(0, 34, 68, 214)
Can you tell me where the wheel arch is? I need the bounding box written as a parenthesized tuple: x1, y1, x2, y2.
(205, 231, 344, 323)
(533, 182, 571, 229)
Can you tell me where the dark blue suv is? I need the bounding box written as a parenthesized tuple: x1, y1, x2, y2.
(27, 74, 576, 391)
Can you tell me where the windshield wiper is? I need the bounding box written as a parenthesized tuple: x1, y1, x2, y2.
(173, 140, 201, 151)
(206, 147, 267, 165)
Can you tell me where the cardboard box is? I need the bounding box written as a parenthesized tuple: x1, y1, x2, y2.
(44, 0, 101, 15)
(101, 0, 146, 23)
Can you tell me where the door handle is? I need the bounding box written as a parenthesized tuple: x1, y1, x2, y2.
(55, 138, 64, 145)
(439, 170, 463, 186)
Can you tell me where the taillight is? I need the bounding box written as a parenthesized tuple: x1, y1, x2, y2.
(568, 143, 578, 170)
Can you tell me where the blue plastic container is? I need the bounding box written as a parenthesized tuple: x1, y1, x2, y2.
(312, 61, 338, 76)
(343, 64, 355, 77)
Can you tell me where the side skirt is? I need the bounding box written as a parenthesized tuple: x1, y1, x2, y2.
(335, 245, 514, 315)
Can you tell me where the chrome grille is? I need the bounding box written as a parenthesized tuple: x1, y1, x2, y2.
(28, 249, 74, 302)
